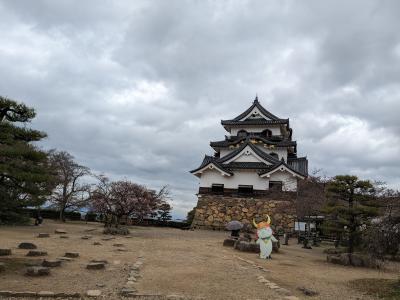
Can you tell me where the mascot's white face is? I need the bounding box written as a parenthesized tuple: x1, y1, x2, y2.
(258, 227, 273, 239)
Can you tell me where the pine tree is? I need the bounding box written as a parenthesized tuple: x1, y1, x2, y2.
(0, 96, 54, 223)
(324, 175, 379, 255)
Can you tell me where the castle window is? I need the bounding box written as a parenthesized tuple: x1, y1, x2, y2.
(237, 130, 248, 137)
(238, 185, 253, 195)
(269, 181, 282, 191)
(261, 129, 272, 138)
(269, 152, 279, 160)
(211, 184, 224, 194)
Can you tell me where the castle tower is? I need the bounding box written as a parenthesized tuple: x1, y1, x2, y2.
(190, 97, 308, 231)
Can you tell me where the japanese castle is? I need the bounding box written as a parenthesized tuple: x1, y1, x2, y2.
(191, 97, 308, 195)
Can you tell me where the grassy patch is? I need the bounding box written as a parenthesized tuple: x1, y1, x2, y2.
(349, 278, 400, 300)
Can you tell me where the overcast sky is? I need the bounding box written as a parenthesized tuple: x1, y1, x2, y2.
(1, 0, 399, 218)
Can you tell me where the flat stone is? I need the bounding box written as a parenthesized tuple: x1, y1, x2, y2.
(0, 263, 5, 272)
(116, 248, 128, 252)
(18, 242, 37, 249)
(284, 296, 300, 300)
(96, 284, 105, 288)
(91, 259, 108, 264)
(37, 233, 50, 238)
(0, 249, 11, 256)
(65, 252, 79, 258)
(55, 229, 67, 234)
(12, 292, 37, 297)
(57, 257, 73, 261)
(26, 250, 47, 257)
(81, 235, 92, 240)
(93, 242, 102, 245)
(113, 243, 124, 247)
(101, 237, 115, 241)
(26, 266, 50, 276)
(60, 235, 69, 239)
(86, 290, 102, 297)
(85, 228, 97, 232)
(37, 291, 54, 297)
(120, 288, 137, 296)
(86, 262, 105, 270)
(42, 259, 62, 267)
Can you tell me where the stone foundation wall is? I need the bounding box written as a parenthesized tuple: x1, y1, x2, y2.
(191, 193, 297, 232)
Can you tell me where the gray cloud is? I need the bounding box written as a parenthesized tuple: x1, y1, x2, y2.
(1, 0, 399, 217)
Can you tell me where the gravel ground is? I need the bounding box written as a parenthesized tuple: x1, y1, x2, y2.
(0, 220, 398, 299)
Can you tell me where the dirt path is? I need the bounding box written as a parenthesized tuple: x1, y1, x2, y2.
(0, 221, 398, 299)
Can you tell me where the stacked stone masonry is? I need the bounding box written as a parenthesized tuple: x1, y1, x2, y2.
(192, 193, 296, 231)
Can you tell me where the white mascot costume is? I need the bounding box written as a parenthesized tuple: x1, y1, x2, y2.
(253, 215, 278, 259)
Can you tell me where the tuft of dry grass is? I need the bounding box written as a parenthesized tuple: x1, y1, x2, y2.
(349, 278, 400, 299)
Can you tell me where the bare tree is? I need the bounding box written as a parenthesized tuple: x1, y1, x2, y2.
(91, 175, 169, 227)
(295, 170, 328, 247)
(48, 150, 91, 222)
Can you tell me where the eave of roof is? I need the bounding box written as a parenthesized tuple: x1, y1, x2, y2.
(189, 155, 233, 176)
(258, 160, 306, 179)
(217, 140, 281, 165)
(232, 97, 281, 121)
(221, 119, 289, 126)
(210, 136, 296, 149)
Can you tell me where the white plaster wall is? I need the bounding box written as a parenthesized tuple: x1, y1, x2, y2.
(200, 169, 269, 190)
(269, 171, 297, 191)
(230, 125, 281, 135)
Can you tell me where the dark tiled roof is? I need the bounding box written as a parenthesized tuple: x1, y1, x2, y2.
(217, 140, 281, 164)
(190, 155, 233, 175)
(258, 160, 307, 178)
(224, 162, 274, 170)
(288, 157, 308, 176)
(210, 136, 296, 148)
(232, 97, 282, 121)
(221, 118, 289, 126)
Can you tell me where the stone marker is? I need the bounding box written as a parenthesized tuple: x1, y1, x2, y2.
(26, 250, 47, 257)
(0, 249, 11, 256)
(26, 266, 50, 276)
(86, 263, 105, 270)
(37, 233, 50, 238)
(55, 229, 67, 234)
(65, 252, 79, 258)
(86, 290, 102, 297)
(42, 259, 62, 267)
(0, 262, 5, 272)
(18, 242, 37, 249)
